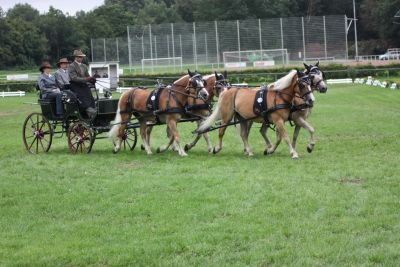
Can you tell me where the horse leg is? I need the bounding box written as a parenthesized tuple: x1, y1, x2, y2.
(110, 113, 130, 154)
(167, 117, 187, 156)
(275, 119, 299, 159)
(294, 117, 316, 153)
(141, 125, 153, 150)
(265, 128, 281, 155)
(260, 123, 273, 150)
(139, 120, 152, 155)
(292, 125, 301, 150)
(240, 120, 253, 156)
(156, 127, 175, 154)
(213, 126, 227, 154)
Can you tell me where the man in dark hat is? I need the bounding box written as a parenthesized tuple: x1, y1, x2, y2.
(37, 62, 64, 117)
(68, 49, 97, 119)
(54, 57, 70, 90)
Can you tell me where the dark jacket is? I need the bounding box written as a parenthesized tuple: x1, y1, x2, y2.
(37, 73, 59, 97)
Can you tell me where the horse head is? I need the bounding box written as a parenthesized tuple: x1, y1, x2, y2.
(296, 70, 315, 107)
(213, 70, 230, 97)
(187, 69, 209, 101)
(303, 61, 328, 93)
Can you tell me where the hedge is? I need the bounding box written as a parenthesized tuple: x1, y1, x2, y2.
(119, 63, 400, 87)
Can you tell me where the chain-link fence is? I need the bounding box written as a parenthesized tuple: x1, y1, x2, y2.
(91, 15, 347, 73)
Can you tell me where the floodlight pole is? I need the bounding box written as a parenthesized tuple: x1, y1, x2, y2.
(353, 0, 358, 58)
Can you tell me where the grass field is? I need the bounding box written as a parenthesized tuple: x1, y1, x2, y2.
(0, 84, 399, 266)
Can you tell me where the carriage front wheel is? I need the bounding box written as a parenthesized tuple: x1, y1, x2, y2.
(67, 121, 94, 154)
(22, 112, 53, 154)
(122, 127, 137, 151)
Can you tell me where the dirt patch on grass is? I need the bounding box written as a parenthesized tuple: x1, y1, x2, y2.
(0, 112, 16, 117)
(340, 177, 363, 185)
(116, 162, 142, 169)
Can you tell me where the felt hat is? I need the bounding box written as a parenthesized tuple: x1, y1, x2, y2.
(39, 62, 52, 72)
(56, 57, 70, 66)
(73, 49, 86, 57)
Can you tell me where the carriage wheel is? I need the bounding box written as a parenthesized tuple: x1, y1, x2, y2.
(122, 128, 137, 151)
(67, 121, 94, 154)
(22, 112, 53, 154)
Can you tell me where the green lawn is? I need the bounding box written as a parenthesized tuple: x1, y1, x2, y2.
(0, 84, 399, 266)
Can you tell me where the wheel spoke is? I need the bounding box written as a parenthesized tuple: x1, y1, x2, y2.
(75, 143, 80, 153)
(28, 136, 38, 151)
(39, 139, 45, 151)
(36, 137, 39, 153)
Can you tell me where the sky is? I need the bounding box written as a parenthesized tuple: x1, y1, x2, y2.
(1, 0, 105, 15)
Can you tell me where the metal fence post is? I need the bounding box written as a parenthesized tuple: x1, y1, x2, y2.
(154, 35, 157, 59)
(179, 34, 183, 70)
(323, 16, 327, 59)
(280, 18, 285, 65)
(149, 24, 153, 73)
(344, 15, 349, 60)
(258, 19, 263, 60)
(205, 33, 208, 64)
(116, 38, 119, 62)
(171, 23, 176, 71)
(103, 38, 107, 62)
(91, 39, 94, 62)
(127, 26, 132, 72)
(301, 17, 306, 61)
(215, 21, 220, 68)
(193, 22, 198, 70)
(237, 20, 241, 62)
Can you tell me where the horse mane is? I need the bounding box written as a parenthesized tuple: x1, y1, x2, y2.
(269, 70, 297, 91)
(203, 74, 214, 80)
(173, 74, 189, 86)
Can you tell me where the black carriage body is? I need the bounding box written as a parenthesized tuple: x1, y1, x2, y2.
(23, 95, 137, 154)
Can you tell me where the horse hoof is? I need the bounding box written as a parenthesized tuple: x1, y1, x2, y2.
(307, 145, 314, 153)
(141, 144, 145, 150)
(184, 144, 190, 152)
(112, 149, 118, 154)
(212, 147, 219, 154)
(292, 155, 299, 160)
(156, 147, 161, 153)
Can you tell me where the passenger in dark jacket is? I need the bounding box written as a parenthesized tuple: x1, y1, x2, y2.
(37, 62, 63, 117)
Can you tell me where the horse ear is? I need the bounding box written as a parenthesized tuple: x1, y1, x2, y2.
(303, 63, 310, 70)
(297, 69, 303, 77)
(214, 71, 218, 78)
(315, 60, 320, 67)
(224, 70, 228, 79)
(188, 69, 193, 77)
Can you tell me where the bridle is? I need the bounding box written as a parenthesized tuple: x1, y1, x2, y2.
(214, 78, 230, 96)
(306, 66, 326, 90)
(172, 74, 207, 100)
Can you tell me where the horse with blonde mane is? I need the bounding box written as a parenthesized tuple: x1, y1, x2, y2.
(259, 61, 327, 154)
(109, 70, 208, 156)
(196, 70, 315, 159)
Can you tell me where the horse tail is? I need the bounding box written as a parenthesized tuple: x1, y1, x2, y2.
(109, 90, 130, 142)
(196, 93, 223, 133)
(108, 106, 122, 142)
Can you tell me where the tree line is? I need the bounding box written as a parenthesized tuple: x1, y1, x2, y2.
(0, 0, 399, 69)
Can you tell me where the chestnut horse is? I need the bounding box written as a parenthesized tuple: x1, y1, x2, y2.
(196, 70, 314, 159)
(259, 62, 327, 153)
(109, 70, 208, 156)
(183, 71, 230, 152)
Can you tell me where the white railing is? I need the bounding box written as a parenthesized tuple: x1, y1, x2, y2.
(116, 87, 133, 93)
(355, 55, 381, 61)
(326, 78, 353, 84)
(0, 91, 26, 97)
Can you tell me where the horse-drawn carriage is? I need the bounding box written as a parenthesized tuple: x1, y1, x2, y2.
(22, 89, 138, 154)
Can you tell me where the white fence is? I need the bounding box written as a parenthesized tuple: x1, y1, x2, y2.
(1, 91, 26, 97)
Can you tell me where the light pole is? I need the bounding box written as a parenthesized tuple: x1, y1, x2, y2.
(353, 0, 358, 58)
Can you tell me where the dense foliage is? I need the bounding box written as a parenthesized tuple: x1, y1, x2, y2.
(0, 0, 399, 68)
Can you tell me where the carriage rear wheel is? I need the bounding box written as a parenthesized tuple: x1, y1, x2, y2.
(67, 121, 94, 154)
(22, 112, 53, 154)
(122, 128, 137, 151)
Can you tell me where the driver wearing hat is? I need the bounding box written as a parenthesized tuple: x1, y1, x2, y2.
(68, 49, 97, 119)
